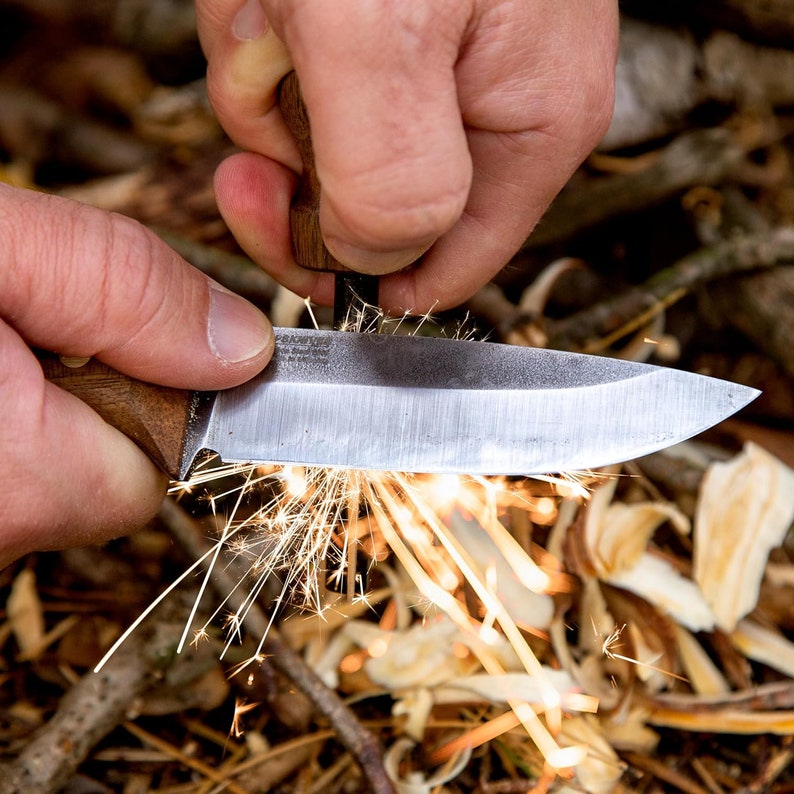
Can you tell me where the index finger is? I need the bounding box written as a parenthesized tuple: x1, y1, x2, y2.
(196, 0, 298, 171)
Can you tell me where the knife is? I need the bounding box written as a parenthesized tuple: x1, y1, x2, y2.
(40, 330, 759, 480)
(38, 73, 760, 479)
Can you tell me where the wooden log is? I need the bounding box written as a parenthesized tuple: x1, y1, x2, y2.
(711, 266, 794, 379)
(603, 16, 794, 151)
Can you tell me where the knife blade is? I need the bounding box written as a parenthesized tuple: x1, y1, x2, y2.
(41, 327, 760, 481)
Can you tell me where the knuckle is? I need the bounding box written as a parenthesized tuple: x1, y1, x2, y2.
(327, 161, 470, 249)
(97, 215, 172, 351)
(38, 202, 168, 354)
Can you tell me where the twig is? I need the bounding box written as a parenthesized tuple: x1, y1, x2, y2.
(545, 226, 794, 352)
(690, 757, 726, 794)
(487, 227, 794, 353)
(523, 128, 744, 250)
(648, 680, 794, 712)
(0, 609, 180, 794)
(622, 751, 714, 794)
(159, 497, 396, 794)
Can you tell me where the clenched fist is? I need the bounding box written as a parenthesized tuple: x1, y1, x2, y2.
(197, 0, 619, 312)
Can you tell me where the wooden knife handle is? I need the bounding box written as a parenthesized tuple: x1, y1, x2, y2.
(39, 354, 196, 480)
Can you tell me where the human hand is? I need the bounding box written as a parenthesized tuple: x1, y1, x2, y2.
(0, 184, 273, 568)
(196, 0, 618, 313)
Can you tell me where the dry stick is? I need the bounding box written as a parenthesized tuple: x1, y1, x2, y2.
(159, 497, 396, 794)
(622, 751, 714, 794)
(544, 226, 794, 352)
(690, 757, 726, 794)
(522, 128, 745, 251)
(648, 679, 794, 712)
(476, 227, 794, 351)
(0, 613, 179, 794)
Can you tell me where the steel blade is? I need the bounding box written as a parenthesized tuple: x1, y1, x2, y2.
(185, 328, 760, 475)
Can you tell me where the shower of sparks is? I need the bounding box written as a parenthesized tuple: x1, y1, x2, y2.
(190, 463, 593, 766)
(95, 301, 602, 776)
(595, 620, 689, 683)
(95, 457, 597, 772)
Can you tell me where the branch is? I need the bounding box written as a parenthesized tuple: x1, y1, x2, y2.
(0, 613, 176, 793)
(525, 128, 744, 250)
(159, 497, 396, 794)
(544, 226, 794, 352)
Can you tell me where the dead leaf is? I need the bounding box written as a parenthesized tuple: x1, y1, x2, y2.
(6, 569, 45, 659)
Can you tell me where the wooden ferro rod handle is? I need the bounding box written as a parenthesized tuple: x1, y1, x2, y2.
(278, 70, 349, 273)
(278, 70, 381, 324)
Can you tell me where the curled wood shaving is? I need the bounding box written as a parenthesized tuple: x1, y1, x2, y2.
(694, 442, 794, 631)
(732, 619, 794, 679)
(583, 476, 715, 631)
(383, 737, 471, 794)
(557, 715, 624, 794)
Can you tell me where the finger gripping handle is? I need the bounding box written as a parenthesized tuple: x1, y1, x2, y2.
(278, 70, 349, 273)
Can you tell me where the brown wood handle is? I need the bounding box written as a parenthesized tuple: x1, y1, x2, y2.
(39, 354, 196, 480)
(278, 70, 351, 273)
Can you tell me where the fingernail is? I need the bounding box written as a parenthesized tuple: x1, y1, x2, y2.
(232, 0, 267, 41)
(325, 238, 430, 275)
(208, 284, 272, 364)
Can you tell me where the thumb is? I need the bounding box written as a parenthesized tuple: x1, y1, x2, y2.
(1, 185, 274, 388)
(0, 185, 274, 566)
